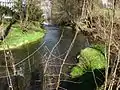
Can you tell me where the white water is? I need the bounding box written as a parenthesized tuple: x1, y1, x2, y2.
(41, 0, 52, 25)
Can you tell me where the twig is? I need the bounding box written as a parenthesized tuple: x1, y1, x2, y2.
(104, 0, 115, 90)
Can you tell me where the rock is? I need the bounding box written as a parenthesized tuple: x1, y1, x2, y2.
(71, 46, 107, 78)
(80, 47, 106, 69)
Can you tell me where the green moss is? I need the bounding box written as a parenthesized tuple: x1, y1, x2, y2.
(91, 44, 106, 55)
(80, 48, 106, 69)
(71, 46, 107, 78)
(0, 23, 45, 50)
(70, 66, 85, 78)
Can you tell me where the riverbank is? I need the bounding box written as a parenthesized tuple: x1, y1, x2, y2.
(80, 7, 120, 89)
(0, 23, 45, 50)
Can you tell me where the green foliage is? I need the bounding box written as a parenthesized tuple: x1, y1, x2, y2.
(0, 5, 11, 21)
(27, 21, 42, 31)
(14, 0, 43, 22)
(22, 0, 43, 22)
(0, 5, 13, 16)
(52, 0, 84, 24)
(0, 5, 19, 22)
(27, 4, 43, 21)
(20, 21, 44, 31)
(71, 46, 107, 78)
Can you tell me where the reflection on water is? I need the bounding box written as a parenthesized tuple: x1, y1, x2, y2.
(60, 69, 105, 90)
(0, 40, 44, 90)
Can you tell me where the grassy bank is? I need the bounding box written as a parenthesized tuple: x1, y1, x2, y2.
(0, 23, 45, 50)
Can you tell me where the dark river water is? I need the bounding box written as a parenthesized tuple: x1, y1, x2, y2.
(0, 24, 104, 90)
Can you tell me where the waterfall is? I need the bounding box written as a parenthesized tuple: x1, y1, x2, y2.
(41, 0, 52, 25)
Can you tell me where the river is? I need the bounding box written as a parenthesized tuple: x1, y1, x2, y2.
(0, 23, 88, 90)
(0, 0, 99, 89)
(42, 25, 88, 90)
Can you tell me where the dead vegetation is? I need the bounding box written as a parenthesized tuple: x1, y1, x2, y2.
(80, 0, 120, 90)
(51, 0, 120, 89)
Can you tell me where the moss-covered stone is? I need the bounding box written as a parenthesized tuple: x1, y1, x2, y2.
(80, 47, 106, 69)
(70, 66, 85, 78)
(71, 46, 107, 78)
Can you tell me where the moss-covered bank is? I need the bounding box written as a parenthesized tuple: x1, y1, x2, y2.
(0, 23, 45, 50)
